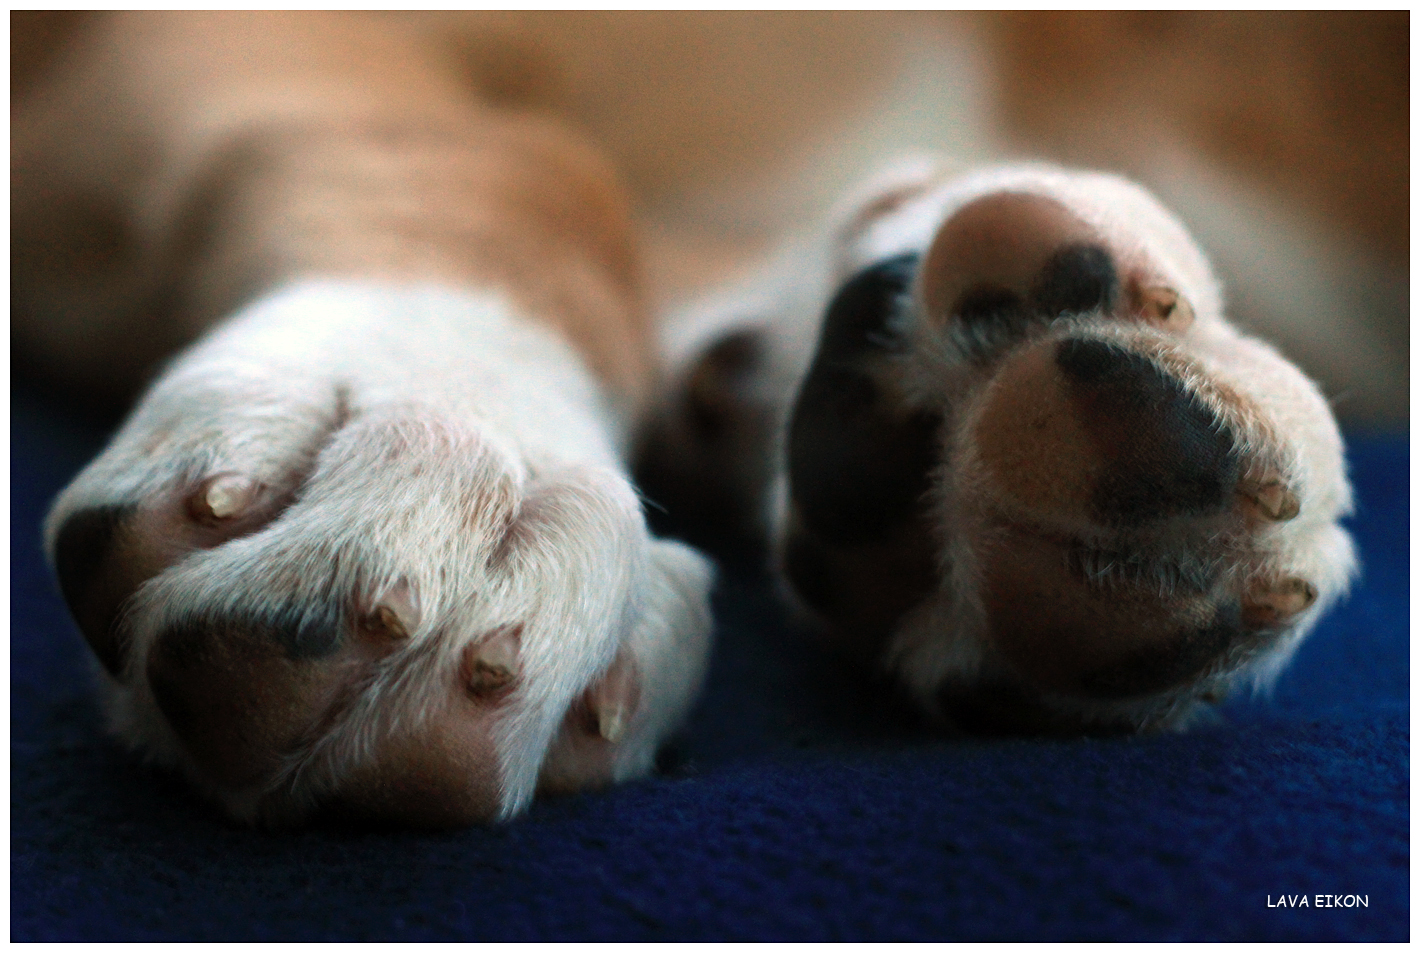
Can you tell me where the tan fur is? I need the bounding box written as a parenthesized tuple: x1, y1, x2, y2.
(15, 12, 1405, 419)
(983, 11, 1408, 263)
(13, 11, 651, 410)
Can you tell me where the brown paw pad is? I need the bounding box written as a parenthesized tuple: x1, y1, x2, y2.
(975, 336, 1242, 529)
(53, 475, 299, 677)
(922, 193, 1106, 327)
(147, 584, 462, 798)
(146, 605, 348, 789)
(981, 526, 1248, 700)
(943, 240, 1122, 364)
(921, 192, 1199, 362)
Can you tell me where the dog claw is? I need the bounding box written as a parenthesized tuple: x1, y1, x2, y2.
(466, 663, 515, 697)
(583, 644, 638, 742)
(1241, 576, 1317, 628)
(596, 704, 627, 743)
(465, 656, 516, 697)
(190, 474, 257, 521)
(462, 624, 522, 699)
(1238, 478, 1301, 523)
(1139, 286, 1194, 332)
(366, 580, 419, 640)
(369, 605, 410, 640)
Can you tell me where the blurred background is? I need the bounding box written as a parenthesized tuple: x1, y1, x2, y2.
(14, 11, 1409, 424)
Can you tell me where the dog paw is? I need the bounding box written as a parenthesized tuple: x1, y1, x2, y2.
(775, 165, 1357, 731)
(46, 283, 714, 826)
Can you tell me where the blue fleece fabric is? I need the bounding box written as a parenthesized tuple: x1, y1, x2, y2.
(11, 388, 1408, 941)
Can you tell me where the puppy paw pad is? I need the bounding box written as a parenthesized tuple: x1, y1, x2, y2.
(1031, 242, 1119, 317)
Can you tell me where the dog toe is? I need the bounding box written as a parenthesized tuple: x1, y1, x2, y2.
(788, 254, 941, 545)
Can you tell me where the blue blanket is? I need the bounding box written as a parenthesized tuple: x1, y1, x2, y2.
(12, 387, 1408, 941)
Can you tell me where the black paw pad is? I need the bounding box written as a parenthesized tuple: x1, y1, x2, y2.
(812, 253, 917, 362)
(244, 602, 347, 662)
(149, 603, 344, 685)
(634, 328, 773, 554)
(1056, 338, 1239, 525)
(948, 243, 1120, 363)
(52, 504, 138, 675)
(788, 254, 941, 545)
(1077, 603, 1244, 700)
(784, 253, 943, 645)
(684, 329, 763, 442)
(780, 521, 938, 659)
(1030, 243, 1119, 318)
(782, 530, 838, 616)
